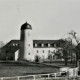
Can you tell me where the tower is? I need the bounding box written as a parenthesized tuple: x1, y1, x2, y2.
(18, 22, 33, 61)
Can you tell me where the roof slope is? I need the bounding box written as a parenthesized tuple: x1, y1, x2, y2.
(1, 40, 20, 53)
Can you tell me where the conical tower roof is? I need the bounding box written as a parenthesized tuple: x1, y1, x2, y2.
(21, 22, 32, 30)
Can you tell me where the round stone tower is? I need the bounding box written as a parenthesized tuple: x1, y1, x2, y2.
(18, 22, 33, 61)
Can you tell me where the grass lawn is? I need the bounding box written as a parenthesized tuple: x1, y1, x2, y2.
(0, 61, 60, 77)
(43, 61, 76, 68)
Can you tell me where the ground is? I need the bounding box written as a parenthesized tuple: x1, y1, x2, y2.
(0, 61, 60, 77)
(43, 61, 76, 68)
(0, 60, 77, 77)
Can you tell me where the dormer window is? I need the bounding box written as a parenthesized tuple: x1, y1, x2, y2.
(54, 44, 56, 47)
(13, 44, 15, 46)
(48, 44, 50, 47)
(16, 44, 18, 46)
(41, 44, 44, 47)
(56, 43, 60, 47)
(35, 44, 37, 47)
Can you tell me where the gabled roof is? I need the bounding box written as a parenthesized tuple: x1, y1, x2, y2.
(1, 40, 20, 53)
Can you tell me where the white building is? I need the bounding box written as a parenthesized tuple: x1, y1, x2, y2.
(0, 22, 65, 62)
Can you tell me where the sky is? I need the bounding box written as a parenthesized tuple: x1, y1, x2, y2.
(0, 0, 80, 43)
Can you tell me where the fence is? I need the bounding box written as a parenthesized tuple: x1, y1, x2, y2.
(0, 72, 80, 80)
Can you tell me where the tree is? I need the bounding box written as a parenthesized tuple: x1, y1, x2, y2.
(69, 30, 80, 67)
(76, 43, 80, 67)
(62, 39, 72, 65)
(57, 38, 75, 65)
(69, 30, 79, 44)
(55, 49, 62, 59)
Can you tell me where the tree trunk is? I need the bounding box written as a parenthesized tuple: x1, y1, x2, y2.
(63, 50, 68, 66)
(76, 52, 79, 67)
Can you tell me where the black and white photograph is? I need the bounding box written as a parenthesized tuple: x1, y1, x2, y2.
(0, 0, 80, 80)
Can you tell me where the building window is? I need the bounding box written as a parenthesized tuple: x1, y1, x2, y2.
(43, 50, 44, 53)
(48, 50, 50, 53)
(28, 53, 30, 55)
(37, 50, 39, 53)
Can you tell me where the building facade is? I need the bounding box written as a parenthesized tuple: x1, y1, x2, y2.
(0, 22, 65, 62)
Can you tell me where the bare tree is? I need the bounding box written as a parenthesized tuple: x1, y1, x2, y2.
(63, 39, 72, 65)
(56, 39, 73, 65)
(69, 30, 80, 67)
(69, 30, 79, 44)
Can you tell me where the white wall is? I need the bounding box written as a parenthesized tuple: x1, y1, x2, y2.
(15, 50, 19, 61)
(33, 48, 57, 61)
(23, 29, 34, 61)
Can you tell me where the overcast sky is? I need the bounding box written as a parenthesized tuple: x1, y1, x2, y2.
(0, 0, 80, 42)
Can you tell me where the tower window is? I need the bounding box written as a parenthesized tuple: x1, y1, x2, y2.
(28, 53, 30, 55)
(28, 32, 30, 36)
(28, 44, 30, 46)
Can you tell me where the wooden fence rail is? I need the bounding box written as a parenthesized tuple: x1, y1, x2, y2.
(0, 72, 80, 80)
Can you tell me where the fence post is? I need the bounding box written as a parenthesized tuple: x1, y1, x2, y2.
(17, 76, 19, 80)
(60, 72, 61, 75)
(54, 73, 56, 79)
(1, 78, 3, 80)
(48, 74, 50, 79)
(33, 75, 36, 80)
